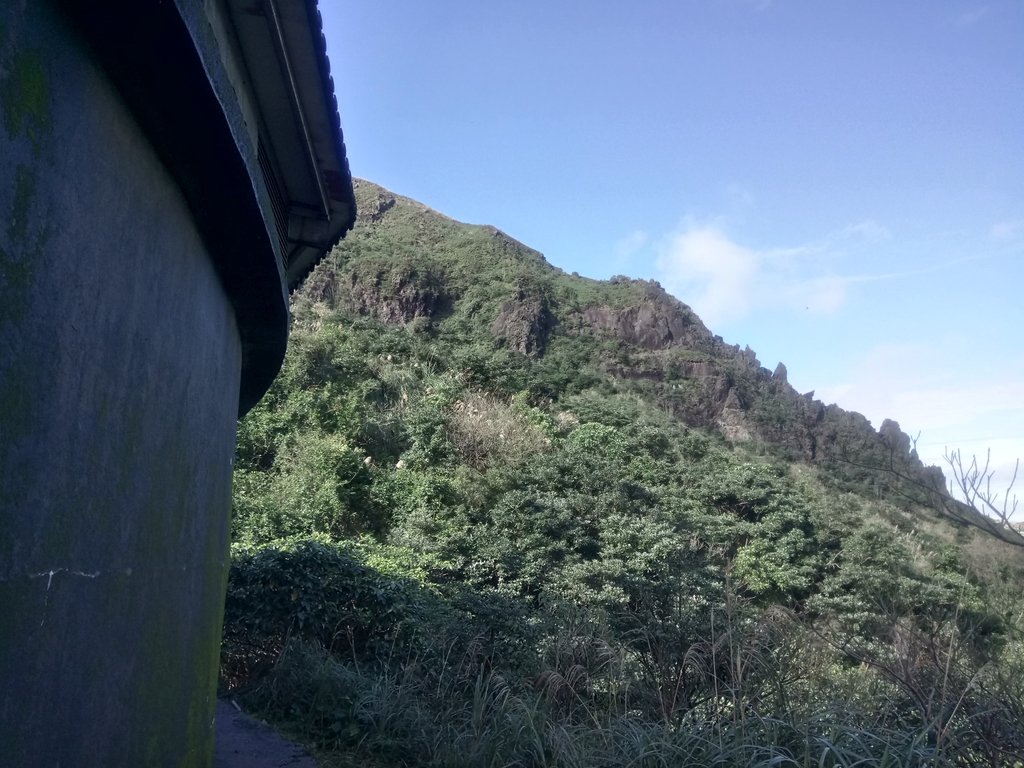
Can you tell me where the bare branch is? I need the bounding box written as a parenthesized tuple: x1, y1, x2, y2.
(945, 448, 1021, 533)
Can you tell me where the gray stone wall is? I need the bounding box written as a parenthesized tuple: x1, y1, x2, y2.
(1, 5, 240, 765)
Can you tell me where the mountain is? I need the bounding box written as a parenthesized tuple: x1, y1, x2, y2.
(222, 179, 1024, 767)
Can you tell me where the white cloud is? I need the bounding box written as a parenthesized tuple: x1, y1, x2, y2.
(653, 223, 874, 327)
(990, 219, 1024, 242)
(651, 218, 1016, 329)
(655, 226, 761, 327)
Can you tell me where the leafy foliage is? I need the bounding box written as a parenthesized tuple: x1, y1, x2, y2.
(222, 181, 1024, 766)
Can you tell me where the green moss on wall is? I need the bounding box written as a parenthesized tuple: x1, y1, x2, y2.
(132, 554, 226, 768)
(0, 12, 53, 323)
(0, 47, 52, 154)
(0, 27, 54, 499)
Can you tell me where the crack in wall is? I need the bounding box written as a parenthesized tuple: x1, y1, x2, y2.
(5, 561, 226, 626)
(30, 567, 103, 589)
(28, 568, 102, 626)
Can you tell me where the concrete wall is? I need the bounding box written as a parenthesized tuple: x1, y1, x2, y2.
(0, 5, 240, 765)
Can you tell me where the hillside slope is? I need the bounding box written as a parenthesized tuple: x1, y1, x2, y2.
(223, 179, 1024, 767)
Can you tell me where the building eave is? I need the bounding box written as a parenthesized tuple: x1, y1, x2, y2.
(225, 0, 357, 290)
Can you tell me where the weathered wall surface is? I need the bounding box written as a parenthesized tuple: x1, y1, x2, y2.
(0, 5, 240, 765)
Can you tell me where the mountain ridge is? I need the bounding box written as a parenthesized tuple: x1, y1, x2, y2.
(302, 178, 940, 495)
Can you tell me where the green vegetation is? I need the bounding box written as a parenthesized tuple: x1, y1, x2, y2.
(222, 181, 1024, 766)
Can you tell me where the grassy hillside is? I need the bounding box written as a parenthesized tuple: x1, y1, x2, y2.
(222, 180, 1024, 767)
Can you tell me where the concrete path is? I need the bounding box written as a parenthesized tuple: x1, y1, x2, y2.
(214, 699, 317, 768)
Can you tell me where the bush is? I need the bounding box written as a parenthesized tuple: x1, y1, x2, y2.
(221, 537, 449, 689)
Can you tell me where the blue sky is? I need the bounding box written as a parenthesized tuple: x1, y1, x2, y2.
(321, 1, 1023, 504)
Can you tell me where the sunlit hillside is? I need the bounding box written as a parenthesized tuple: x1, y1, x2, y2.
(221, 180, 1024, 768)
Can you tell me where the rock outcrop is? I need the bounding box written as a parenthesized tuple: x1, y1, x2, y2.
(341, 262, 450, 325)
(356, 181, 396, 222)
(491, 287, 556, 357)
(578, 279, 714, 352)
(717, 387, 753, 441)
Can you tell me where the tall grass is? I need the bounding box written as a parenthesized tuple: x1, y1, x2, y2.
(228, 627, 961, 768)
(221, 536, 1024, 767)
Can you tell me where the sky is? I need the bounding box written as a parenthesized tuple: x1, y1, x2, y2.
(320, 1, 1023, 510)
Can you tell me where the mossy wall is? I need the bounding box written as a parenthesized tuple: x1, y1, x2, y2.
(0, 5, 240, 766)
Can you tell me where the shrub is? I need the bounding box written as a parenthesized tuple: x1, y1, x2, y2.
(221, 537, 449, 690)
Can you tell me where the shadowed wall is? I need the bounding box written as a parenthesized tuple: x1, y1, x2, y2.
(0, 4, 239, 765)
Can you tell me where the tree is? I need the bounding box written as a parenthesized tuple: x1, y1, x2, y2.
(913, 447, 1024, 548)
(836, 431, 1024, 548)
